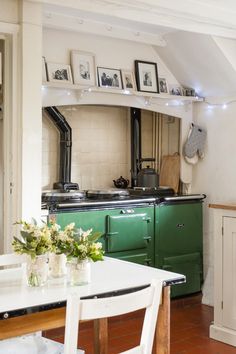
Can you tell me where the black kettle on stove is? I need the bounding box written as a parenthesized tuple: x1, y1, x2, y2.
(137, 158, 159, 188)
(113, 176, 129, 189)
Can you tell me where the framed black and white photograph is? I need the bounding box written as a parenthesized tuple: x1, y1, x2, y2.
(42, 56, 47, 82)
(121, 70, 136, 91)
(97, 67, 123, 89)
(169, 84, 183, 96)
(134, 60, 159, 93)
(158, 77, 168, 94)
(47, 62, 73, 83)
(182, 87, 195, 97)
(71, 50, 96, 86)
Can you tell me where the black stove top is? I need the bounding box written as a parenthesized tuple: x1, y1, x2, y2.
(41, 187, 178, 212)
(42, 186, 175, 204)
(42, 189, 205, 211)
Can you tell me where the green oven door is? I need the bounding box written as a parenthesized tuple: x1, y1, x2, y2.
(155, 201, 203, 297)
(106, 212, 151, 252)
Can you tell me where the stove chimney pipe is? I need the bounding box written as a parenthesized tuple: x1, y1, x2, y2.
(44, 106, 79, 191)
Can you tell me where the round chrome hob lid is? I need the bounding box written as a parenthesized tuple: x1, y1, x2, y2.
(42, 189, 86, 202)
(86, 189, 130, 199)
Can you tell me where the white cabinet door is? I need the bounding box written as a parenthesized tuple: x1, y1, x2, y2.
(222, 216, 236, 330)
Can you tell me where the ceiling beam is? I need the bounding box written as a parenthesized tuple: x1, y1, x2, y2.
(43, 11, 167, 46)
(31, 0, 236, 39)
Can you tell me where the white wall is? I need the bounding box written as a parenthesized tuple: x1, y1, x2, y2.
(43, 28, 178, 85)
(156, 32, 236, 97)
(192, 100, 236, 305)
(0, 0, 19, 24)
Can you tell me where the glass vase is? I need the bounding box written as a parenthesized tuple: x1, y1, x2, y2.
(49, 253, 67, 278)
(26, 254, 48, 287)
(67, 258, 91, 286)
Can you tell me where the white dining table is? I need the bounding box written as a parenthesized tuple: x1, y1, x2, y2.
(0, 257, 185, 354)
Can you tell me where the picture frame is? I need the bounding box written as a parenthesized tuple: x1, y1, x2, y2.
(158, 77, 168, 94)
(71, 50, 96, 86)
(121, 70, 136, 91)
(168, 84, 183, 96)
(97, 67, 123, 89)
(47, 62, 73, 84)
(182, 87, 196, 97)
(134, 60, 159, 93)
(42, 56, 47, 82)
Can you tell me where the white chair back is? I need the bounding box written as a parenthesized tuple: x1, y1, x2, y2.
(0, 253, 26, 267)
(64, 279, 162, 354)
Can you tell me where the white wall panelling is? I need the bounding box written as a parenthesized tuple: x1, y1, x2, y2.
(20, 1, 42, 224)
(209, 205, 236, 346)
(0, 21, 20, 253)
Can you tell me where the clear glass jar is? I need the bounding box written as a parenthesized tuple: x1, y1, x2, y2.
(49, 253, 67, 278)
(67, 258, 91, 286)
(26, 254, 48, 287)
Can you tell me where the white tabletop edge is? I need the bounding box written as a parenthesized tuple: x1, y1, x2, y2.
(0, 257, 185, 313)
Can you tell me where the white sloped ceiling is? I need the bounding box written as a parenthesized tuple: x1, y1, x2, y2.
(155, 31, 236, 98)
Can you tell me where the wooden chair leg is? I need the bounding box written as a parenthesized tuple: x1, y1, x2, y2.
(93, 318, 108, 354)
(154, 286, 170, 354)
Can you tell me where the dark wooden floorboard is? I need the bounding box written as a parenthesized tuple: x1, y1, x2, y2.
(43, 292, 236, 353)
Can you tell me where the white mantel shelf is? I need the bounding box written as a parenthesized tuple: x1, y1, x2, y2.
(42, 82, 203, 114)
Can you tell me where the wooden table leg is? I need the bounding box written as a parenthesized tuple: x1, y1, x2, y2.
(154, 286, 170, 354)
(94, 318, 108, 354)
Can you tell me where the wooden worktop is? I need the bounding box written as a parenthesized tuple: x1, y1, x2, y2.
(209, 203, 236, 211)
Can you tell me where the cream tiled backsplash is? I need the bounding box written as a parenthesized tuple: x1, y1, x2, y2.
(42, 105, 130, 190)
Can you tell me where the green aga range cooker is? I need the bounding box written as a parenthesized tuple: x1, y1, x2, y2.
(43, 188, 205, 297)
(45, 189, 156, 267)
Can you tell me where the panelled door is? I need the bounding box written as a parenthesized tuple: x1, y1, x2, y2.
(222, 216, 236, 330)
(106, 212, 151, 252)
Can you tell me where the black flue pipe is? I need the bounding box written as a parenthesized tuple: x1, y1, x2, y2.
(44, 106, 79, 190)
(130, 107, 142, 187)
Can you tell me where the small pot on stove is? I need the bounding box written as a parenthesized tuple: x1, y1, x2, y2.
(113, 176, 129, 189)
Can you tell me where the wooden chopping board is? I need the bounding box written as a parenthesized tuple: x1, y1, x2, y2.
(159, 154, 180, 193)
